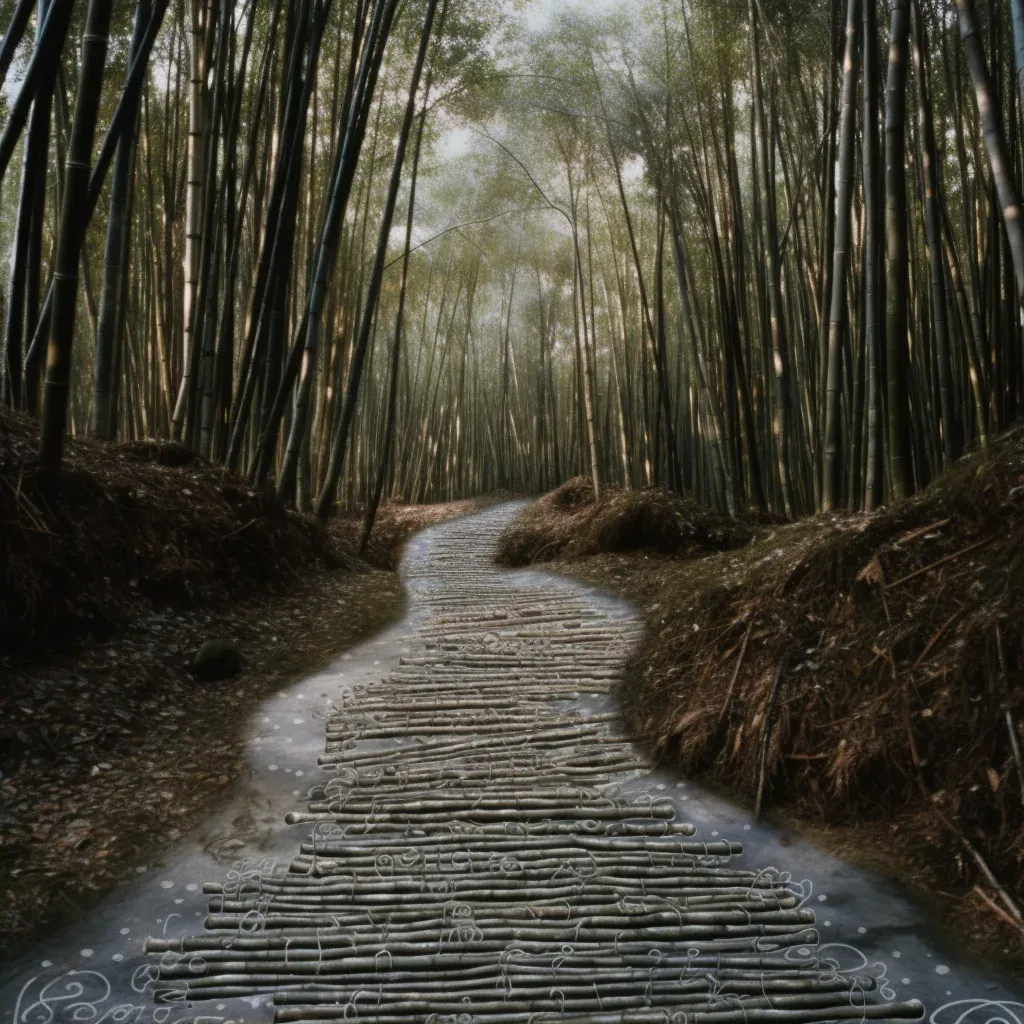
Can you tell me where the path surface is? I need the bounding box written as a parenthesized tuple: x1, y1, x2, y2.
(2, 505, 1020, 1024)
(146, 506, 917, 1023)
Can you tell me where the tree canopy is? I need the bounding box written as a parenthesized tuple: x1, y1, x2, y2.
(1, 0, 1022, 523)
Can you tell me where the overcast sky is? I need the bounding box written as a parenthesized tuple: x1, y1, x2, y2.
(522, 0, 630, 29)
(438, 0, 630, 158)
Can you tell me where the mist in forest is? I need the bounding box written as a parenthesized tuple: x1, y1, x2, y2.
(0, 0, 1019, 523)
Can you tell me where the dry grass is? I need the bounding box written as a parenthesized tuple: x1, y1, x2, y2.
(497, 477, 755, 565)
(334, 498, 491, 570)
(625, 432, 1024, 824)
(501, 429, 1024, 963)
(0, 408, 487, 651)
(1, 409, 334, 652)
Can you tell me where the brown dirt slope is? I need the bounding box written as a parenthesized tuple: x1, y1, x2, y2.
(499, 430, 1024, 965)
(0, 408, 476, 652)
(1, 561, 404, 957)
(497, 477, 755, 564)
(0, 407, 485, 955)
(1, 408, 334, 652)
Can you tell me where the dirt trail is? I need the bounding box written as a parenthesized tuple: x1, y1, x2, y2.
(2, 505, 1018, 1024)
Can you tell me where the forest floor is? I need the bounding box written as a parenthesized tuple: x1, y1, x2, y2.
(0, 408, 488, 956)
(498, 430, 1024, 976)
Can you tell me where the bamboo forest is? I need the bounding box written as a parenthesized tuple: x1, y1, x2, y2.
(3, 0, 1024, 1019)
(2, 0, 1022, 519)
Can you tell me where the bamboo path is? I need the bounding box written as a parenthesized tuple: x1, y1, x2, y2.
(145, 507, 925, 1024)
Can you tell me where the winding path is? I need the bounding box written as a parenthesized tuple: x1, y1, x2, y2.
(143, 506, 926, 1024)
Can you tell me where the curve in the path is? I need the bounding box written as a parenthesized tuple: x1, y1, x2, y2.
(143, 505, 927, 1024)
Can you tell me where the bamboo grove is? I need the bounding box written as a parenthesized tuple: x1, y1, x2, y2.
(1, 0, 1023, 522)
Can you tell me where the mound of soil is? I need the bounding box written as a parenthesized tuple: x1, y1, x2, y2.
(503, 429, 1024, 965)
(0, 561, 405, 956)
(0, 409, 483, 652)
(497, 477, 753, 564)
(625, 430, 1024, 828)
(0, 409, 337, 652)
(0, 410, 489, 953)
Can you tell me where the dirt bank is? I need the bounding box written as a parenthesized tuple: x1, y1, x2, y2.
(0, 408, 485, 955)
(498, 433, 1024, 973)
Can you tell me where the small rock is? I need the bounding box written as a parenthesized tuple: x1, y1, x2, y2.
(192, 639, 244, 682)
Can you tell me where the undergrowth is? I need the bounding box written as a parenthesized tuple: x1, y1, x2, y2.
(0, 408, 468, 653)
(497, 477, 755, 563)
(501, 429, 1024, 943)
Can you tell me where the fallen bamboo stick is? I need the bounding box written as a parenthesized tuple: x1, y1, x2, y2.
(717, 620, 753, 730)
(884, 536, 992, 589)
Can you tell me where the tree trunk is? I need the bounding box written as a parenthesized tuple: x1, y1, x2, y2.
(0, 0, 73, 191)
(823, 0, 860, 511)
(277, 0, 399, 498)
(912, 0, 957, 468)
(884, 0, 915, 500)
(38, 0, 114, 474)
(956, 0, 1024, 329)
(863, 0, 884, 509)
(3, 0, 53, 409)
(170, 0, 211, 440)
(90, 0, 149, 439)
(749, 0, 796, 517)
(314, 0, 438, 519)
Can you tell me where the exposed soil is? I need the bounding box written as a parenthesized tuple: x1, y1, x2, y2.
(498, 477, 759, 563)
(497, 430, 1024, 974)
(0, 407, 487, 956)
